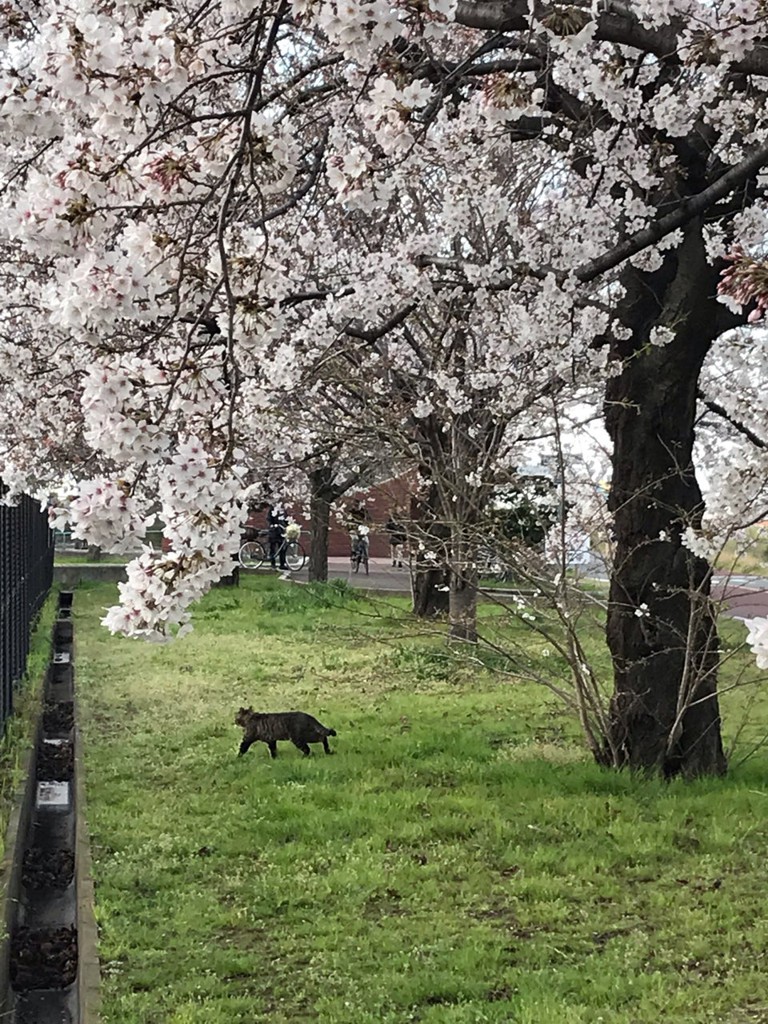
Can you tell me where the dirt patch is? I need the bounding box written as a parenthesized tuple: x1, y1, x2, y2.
(36, 742, 74, 781)
(11, 926, 78, 989)
(214, 924, 273, 951)
(22, 848, 75, 890)
(469, 905, 526, 928)
(42, 702, 74, 736)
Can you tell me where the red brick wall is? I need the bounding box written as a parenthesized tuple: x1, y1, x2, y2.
(247, 473, 416, 559)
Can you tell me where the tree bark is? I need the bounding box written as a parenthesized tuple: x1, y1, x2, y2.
(305, 462, 370, 582)
(216, 564, 240, 587)
(412, 563, 450, 616)
(410, 482, 450, 617)
(449, 513, 479, 642)
(449, 563, 478, 641)
(308, 468, 333, 583)
(603, 221, 726, 778)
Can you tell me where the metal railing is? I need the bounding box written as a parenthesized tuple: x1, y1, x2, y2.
(0, 494, 55, 731)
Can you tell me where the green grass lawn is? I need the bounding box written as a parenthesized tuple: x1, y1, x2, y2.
(54, 552, 129, 564)
(74, 578, 768, 1024)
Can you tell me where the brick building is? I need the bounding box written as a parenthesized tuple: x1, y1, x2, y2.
(249, 473, 416, 559)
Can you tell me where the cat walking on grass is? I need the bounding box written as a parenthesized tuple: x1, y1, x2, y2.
(235, 707, 337, 758)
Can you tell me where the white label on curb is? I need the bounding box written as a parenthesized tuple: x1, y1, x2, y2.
(36, 781, 70, 809)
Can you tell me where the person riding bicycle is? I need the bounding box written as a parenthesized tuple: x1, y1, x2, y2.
(266, 503, 289, 570)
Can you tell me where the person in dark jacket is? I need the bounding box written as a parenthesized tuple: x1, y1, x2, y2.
(385, 514, 407, 568)
(266, 504, 289, 570)
(346, 499, 371, 566)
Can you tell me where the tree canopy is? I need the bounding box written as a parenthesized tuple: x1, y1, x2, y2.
(2, 0, 768, 710)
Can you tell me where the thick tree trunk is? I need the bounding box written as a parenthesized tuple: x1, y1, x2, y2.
(604, 222, 726, 778)
(216, 565, 240, 587)
(410, 482, 450, 617)
(412, 564, 450, 617)
(449, 565, 478, 641)
(449, 521, 479, 642)
(308, 470, 333, 583)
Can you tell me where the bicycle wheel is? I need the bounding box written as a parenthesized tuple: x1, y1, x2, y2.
(284, 540, 305, 571)
(239, 540, 267, 569)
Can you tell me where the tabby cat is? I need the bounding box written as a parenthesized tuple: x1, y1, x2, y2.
(235, 707, 337, 758)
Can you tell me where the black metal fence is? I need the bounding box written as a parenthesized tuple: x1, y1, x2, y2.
(0, 495, 55, 731)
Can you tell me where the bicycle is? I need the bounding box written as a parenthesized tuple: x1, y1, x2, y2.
(478, 546, 511, 582)
(350, 525, 370, 575)
(238, 528, 306, 571)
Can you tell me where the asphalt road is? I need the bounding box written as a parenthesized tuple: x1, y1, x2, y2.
(288, 561, 768, 616)
(307, 563, 768, 621)
(58, 554, 768, 620)
(272, 555, 413, 594)
(713, 575, 768, 620)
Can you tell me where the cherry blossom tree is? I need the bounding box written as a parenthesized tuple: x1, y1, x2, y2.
(3, 0, 768, 772)
(246, 382, 389, 582)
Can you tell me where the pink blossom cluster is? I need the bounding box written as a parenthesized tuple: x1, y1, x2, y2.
(102, 438, 246, 640)
(744, 617, 768, 670)
(0, 0, 768, 647)
(718, 249, 768, 324)
(49, 477, 147, 552)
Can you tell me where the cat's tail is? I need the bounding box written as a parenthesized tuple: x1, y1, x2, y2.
(326, 728, 337, 737)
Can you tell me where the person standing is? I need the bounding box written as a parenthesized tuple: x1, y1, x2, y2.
(266, 503, 289, 570)
(347, 498, 371, 568)
(385, 514, 407, 568)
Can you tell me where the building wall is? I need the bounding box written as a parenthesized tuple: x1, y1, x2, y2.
(248, 473, 416, 559)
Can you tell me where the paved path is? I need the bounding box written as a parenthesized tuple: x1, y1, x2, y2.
(270, 555, 413, 594)
(54, 554, 416, 593)
(713, 575, 768, 621)
(54, 557, 768, 620)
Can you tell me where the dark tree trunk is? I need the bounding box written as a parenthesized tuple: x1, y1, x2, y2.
(410, 482, 450, 618)
(449, 515, 479, 642)
(449, 564, 478, 641)
(216, 565, 240, 587)
(308, 468, 333, 583)
(603, 221, 726, 778)
(412, 564, 450, 617)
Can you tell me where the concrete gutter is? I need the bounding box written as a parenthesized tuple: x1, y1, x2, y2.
(0, 593, 102, 1022)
